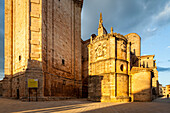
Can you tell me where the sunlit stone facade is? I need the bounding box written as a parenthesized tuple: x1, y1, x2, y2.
(3, 0, 159, 102)
(3, 0, 83, 100)
(86, 13, 159, 102)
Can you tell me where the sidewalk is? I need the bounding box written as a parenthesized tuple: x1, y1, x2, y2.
(153, 96, 170, 103)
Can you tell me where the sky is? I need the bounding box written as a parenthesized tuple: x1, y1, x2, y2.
(0, 0, 170, 86)
(81, 0, 170, 86)
(0, 0, 4, 80)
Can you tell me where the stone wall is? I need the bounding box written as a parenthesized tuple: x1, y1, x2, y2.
(131, 67, 152, 102)
(82, 40, 90, 98)
(4, 0, 83, 100)
(125, 33, 141, 56)
(137, 55, 159, 98)
(166, 85, 170, 96)
(4, 0, 30, 98)
(42, 0, 83, 98)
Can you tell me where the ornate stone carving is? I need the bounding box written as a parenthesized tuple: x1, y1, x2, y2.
(95, 42, 107, 59)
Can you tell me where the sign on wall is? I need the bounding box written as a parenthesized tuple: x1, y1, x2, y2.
(28, 79, 38, 88)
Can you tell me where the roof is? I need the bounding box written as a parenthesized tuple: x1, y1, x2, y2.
(137, 55, 155, 58)
(82, 39, 90, 44)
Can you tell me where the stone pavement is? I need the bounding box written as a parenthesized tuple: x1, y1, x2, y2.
(0, 97, 169, 113)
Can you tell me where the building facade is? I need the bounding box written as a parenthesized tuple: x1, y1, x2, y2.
(166, 85, 170, 97)
(159, 84, 163, 96)
(0, 80, 2, 96)
(85, 13, 159, 102)
(3, 0, 159, 102)
(3, 0, 83, 100)
(162, 87, 166, 96)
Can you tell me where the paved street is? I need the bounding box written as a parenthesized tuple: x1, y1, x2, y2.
(0, 97, 170, 113)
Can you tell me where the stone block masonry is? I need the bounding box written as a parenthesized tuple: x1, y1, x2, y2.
(3, 0, 83, 100)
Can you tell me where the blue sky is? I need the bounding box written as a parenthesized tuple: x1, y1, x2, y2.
(0, 0, 170, 86)
(0, 0, 4, 80)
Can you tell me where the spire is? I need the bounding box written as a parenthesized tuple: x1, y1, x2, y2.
(99, 13, 103, 28)
(98, 13, 107, 36)
(111, 27, 113, 34)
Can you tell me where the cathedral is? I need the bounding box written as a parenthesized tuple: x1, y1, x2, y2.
(3, 0, 158, 102)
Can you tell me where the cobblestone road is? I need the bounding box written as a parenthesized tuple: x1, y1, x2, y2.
(0, 97, 170, 113)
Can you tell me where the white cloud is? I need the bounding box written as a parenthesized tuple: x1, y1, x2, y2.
(154, 1, 170, 25)
(167, 46, 170, 48)
(0, 71, 4, 80)
(147, 27, 157, 32)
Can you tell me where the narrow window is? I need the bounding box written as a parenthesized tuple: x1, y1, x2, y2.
(153, 61, 155, 67)
(143, 61, 145, 68)
(82, 56, 84, 62)
(62, 59, 65, 65)
(19, 55, 21, 61)
(120, 64, 123, 71)
(58, 0, 61, 8)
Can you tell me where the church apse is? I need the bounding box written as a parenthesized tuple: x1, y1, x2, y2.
(88, 13, 129, 102)
(87, 13, 159, 102)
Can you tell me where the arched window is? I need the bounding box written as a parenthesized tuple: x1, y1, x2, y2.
(120, 64, 123, 71)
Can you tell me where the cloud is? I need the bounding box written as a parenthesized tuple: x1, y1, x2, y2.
(168, 46, 170, 48)
(157, 66, 170, 72)
(154, 2, 170, 26)
(82, 0, 170, 40)
(146, 27, 157, 32)
(0, 71, 4, 80)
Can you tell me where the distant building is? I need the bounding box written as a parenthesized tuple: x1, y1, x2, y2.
(85, 13, 159, 102)
(0, 80, 2, 96)
(166, 85, 170, 97)
(159, 84, 163, 96)
(162, 87, 166, 96)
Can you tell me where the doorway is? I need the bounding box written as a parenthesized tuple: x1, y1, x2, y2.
(17, 89, 19, 99)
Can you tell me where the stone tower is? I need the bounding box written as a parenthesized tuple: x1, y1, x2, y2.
(4, 0, 83, 100)
(88, 13, 130, 102)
